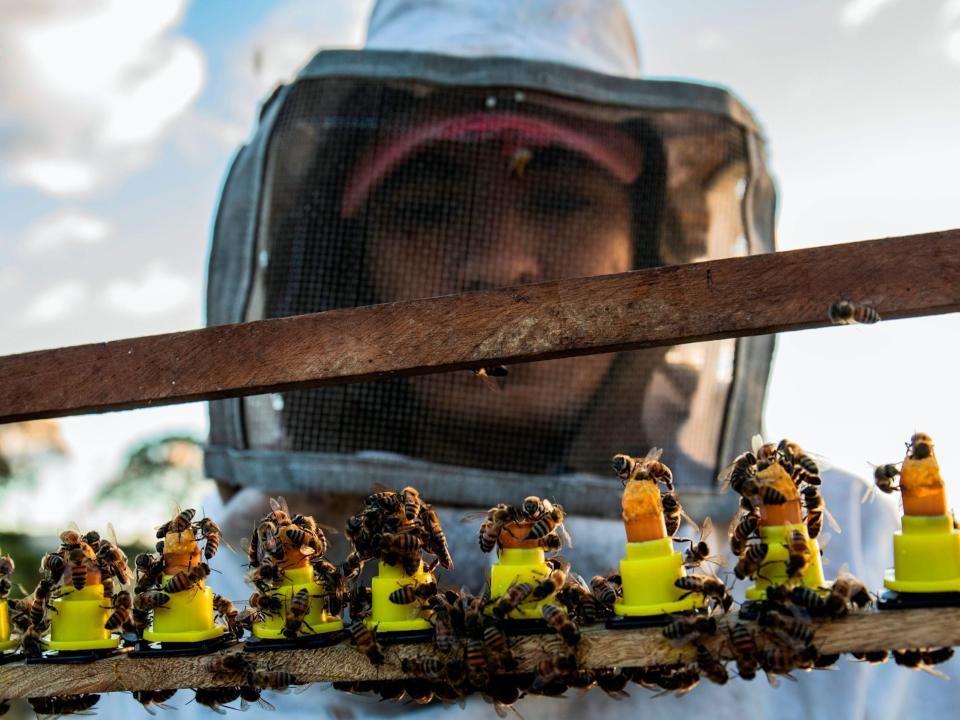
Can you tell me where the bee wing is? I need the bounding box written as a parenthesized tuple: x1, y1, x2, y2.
(461, 510, 494, 523)
(717, 459, 740, 494)
(269, 496, 290, 517)
(700, 517, 714, 544)
(643, 447, 664, 463)
(558, 522, 573, 549)
(823, 505, 842, 534)
(751, 434, 765, 456)
(106, 522, 120, 548)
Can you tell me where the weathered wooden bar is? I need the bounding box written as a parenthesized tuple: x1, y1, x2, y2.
(0, 230, 957, 424)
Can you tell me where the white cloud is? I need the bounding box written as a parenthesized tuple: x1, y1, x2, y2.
(19, 209, 112, 256)
(839, 0, 902, 27)
(229, 0, 372, 124)
(23, 280, 90, 323)
(0, 0, 205, 197)
(99, 260, 193, 317)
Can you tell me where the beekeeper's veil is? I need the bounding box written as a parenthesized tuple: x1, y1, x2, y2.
(204, 0, 777, 520)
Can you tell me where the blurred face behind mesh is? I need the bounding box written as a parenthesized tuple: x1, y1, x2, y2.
(245, 80, 750, 483)
(366, 140, 634, 426)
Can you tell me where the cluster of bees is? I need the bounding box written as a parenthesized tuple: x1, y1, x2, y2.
(133, 508, 234, 638)
(244, 497, 342, 639)
(7, 526, 133, 656)
(721, 437, 834, 581)
(340, 487, 452, 666)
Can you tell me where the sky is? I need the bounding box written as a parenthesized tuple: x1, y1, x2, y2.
(0, 0, 957, 539)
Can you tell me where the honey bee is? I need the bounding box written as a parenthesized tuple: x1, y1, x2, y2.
(851, 649, 889, 664)
(250, 670, 298, 691)
(757, 607, 814, 648)
(157, 507, 196, 538)
(248, 590, 284, 618)
(255, 520, 283, 563)
(213, 594, 245, 638)
(828, 299, 881, 325)
(482, 624, 516, 671)
(529, 504, 565, 540)
(379, 532, 422, 554)
(758, 645, 817, 677)
(194, 687, 242, 712)
(40, 552, 66, 584)
(728, 622, 759, 680)
(521, 496, 546, 520)
(531, 568, 566, 602)
(162, 562, 209, 595)
(388, 578, 437, 606)
(340, 551, 364, 580)
(96, 540, 130, 585)
(399, 486, 422, 523)
(21, 624, 47, 656)
(492, 581, 534, 620)
(612, 453, 639, 483)
(870, 463, 901, 497)
(29, 577, 57, 628)
(465, 636, 490, 687)
(401, 657, 447, 681)
(281, 588, 312, 639)
(733, 543, 768, 580)
(729, 507, 760, 557)
(718, 451, 758, 495)
(29, 695, 101, 717)
(422, 506, 452, 570)
(104, 590, 134, 633)
(787, 585, 828, 616)
(59, 527, 82, 550)
(800, 484, 841, 538)
(784, 529, 812, 579)
(134, 590, 171, 610)
(249, 562, 285, 592)
(675, 574, 733, 613)
(541, 603, 580, 646)
(661, 491, 684, 537)
(199, 518, 222, 560)
(661, 614, 717, 643)
(679, 517, 724, 569)
(590, 575, 619, 607)
(135, 552, 165, 593)
(634, 447, 675, 490)
(473, 364, 509, 392)
(349, 619, 384, 665)
(430, 602, 457, 653)
(825, 571, 873, 614)
(696, 644, 729, 685)
(132, 688, 177, 715)
(741, 477, 788, 506)
(66, 547, 96, 590)
(909, 432, 934, 459)
(367, 491, 402, 514)
(777, 439, 821, 479)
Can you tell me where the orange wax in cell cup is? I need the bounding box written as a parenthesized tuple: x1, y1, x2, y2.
(621, 480, 667, 542)
(499, 522, 541, 550)
(900, 454, 948, 516)
(755, 463, 801, 526)
(163, 528, 202, 574)
(760, 499, 802, 527)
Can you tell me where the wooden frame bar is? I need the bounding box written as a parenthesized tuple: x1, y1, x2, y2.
(1, 607, 957, 698)
(0, 230, 957, 425)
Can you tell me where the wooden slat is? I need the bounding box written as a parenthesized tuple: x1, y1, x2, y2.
(1, 230, 957, 424)
(1, 607, 958, 698)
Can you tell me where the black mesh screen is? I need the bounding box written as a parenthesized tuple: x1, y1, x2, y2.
(240, 77, 752, 487)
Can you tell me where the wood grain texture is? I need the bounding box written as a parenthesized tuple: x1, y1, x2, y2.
(0, 230, 958, 424)
(2, 607, 959, 698)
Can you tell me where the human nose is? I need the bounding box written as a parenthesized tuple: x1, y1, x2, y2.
(460, 206, 542, 291)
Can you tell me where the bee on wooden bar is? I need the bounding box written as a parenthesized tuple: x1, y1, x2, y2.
(675, 574, 733, 613)
(696, 644, 729, 685)
(828, 300, 881, 325)
(194, 687, 241, 712)
(734, 542, 768, 581)
(662, 614, 717, 643)
(541, 603, 580, 646)
(757, 607, 814, 648)
(728, 622, 759, 680)
(825, 571, 873, 613)
(205, 652, 253, 677)
(349, 619, 384, 665)
(29, 694, 101, 717)
(132, 689, 177, 715)
(250, 670, 299, 691)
